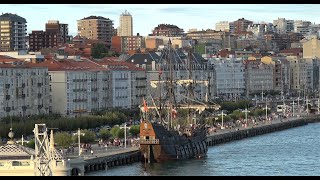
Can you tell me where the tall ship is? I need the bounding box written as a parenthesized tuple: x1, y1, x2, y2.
(138, 40, 220, 163)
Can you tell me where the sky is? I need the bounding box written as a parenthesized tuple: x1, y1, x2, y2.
(2, 4, 320, 36)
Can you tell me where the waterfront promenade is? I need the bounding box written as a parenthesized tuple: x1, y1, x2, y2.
(69, 114, 320, 175)
(66, 145, 139, 160)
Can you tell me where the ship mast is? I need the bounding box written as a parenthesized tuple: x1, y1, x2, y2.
(158, 63, 162, 122)
(168, 39, 174, 130)
(187, 43, 193, 126)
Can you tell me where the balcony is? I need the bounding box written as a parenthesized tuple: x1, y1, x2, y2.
(22, 106, 27, 111)
(91, 88, 98, 92)
(136, 77, 147, 80)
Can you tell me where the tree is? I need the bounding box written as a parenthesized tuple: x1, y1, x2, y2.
(129, 125, 140, 137)
(117, 128, 125, 139)
(110, 126, 120, 138)
(54, 132, 73, 148)
(79, 130, 96, 144)
(99, 128, 111, 141)
(91, 43, 108, 59)
(25, 139, 35, 149)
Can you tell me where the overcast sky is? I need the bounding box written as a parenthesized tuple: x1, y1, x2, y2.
(2, 4, 320, 36)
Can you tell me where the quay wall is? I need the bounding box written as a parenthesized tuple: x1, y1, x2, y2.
(82, 150, 140, 175)
(206, 116, 320, 147)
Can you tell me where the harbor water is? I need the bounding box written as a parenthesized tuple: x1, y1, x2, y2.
(87, 123, 320, 176)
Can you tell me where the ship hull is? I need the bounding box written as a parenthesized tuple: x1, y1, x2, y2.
(140, 123, 208, 163)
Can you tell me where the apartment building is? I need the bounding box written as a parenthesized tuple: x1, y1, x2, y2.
(215, 21, 229, 32)
(118, 10, 133, 36)
(151, 24, 184, 37)
(273, 18, 294, 34)
(126, 50, 214, 103)
(0, 13, 27, 51)
(45, 20, 69, 44)
(243, 60, 274, 97)
(111, 35, 145, 53)
(302, 38, 320, 59)
(77, 16, 114, 48)
(95, 59, 147, 109)
(0, 55, 51, 118)
(233, 18, 253, 34)
(208, 57, 245, 100)
(286, 56, 310, 94)
(261, 56, 291, 94)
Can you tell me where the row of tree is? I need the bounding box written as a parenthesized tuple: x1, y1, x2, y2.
(0, 110, 138, 138)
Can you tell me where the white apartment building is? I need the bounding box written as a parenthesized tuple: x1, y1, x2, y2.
(37, 57, 108, 116)
(0, 60, 51, 118)
(97, 59, 147, 109)
(208, 57, 245, 100)
(215, 21, 229, 32)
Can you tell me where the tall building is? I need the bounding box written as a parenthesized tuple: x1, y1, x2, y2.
(233, 18, 253, 34)
(118, 10, 133, 36)
(273, 18, 294, 34)
(77, 16, 114, 48)
(0, 13, 27, 51)
(45, 20, 69, 44)
(215, 21, 229, 32)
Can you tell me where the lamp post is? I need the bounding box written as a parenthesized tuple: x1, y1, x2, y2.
(124, 122, 126, 148)
(218, 111, 225, 129)
(242, 108, 250, 127)
(78, 128, 85, 157)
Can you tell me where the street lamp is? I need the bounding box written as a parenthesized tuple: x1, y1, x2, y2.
(242, 108, 250, 127)
(124, 122, 127, 148)
(78, 128, 85, 157)
(218, 110, 226, 129)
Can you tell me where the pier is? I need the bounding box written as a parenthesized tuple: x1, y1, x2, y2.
(67, 146, 140, 176)
(206, 115, 320, 146)
(67, 115, 320, 176)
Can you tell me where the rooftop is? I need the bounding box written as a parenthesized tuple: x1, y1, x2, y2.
(80, 16, 110, 21)
(0, 13, 27, 23)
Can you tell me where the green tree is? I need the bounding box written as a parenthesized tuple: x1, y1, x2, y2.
(79, 130, 96, 144)
(25, 139, 35, 149)
(91, 43, 108, 59)
(129, 125, 140, 137)
(117, 128, 125, 139)
(110, 126, 120, 138)
(54, 132, 73, 148)
(99, 128, 111, 141)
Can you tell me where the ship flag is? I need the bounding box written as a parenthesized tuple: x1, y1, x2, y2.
(143, 97, 148, 112)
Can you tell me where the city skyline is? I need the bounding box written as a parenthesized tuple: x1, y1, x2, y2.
(2, 4, 320, 36)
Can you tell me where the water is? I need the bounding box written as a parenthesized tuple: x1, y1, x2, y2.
(87, 123, 320, 176)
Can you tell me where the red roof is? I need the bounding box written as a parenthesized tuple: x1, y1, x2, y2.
(34, 58, 105, 71)
(95, 58, 145, 71)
